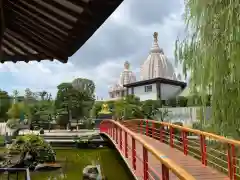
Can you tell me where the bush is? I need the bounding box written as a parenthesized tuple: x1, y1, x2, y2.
(8, 134, 56, 163)
(172, 122, 183, 136)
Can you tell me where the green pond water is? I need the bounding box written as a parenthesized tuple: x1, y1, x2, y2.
(1, 148, 133, 180)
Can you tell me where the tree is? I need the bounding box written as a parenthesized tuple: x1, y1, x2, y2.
(38, 91, 48, 101)
(141, 100, 161, 119)
(91, 101, 104, 118)
(55, 79, 95, 129)
(113, 95, 143, 120)
(12, 90, 19, 104)
(0, 90, 11, 121)
(72, 78, 95, 96)
(175, 1, 240, 138)
(7, 102, 26, 119)
(24, 88, 37, 104)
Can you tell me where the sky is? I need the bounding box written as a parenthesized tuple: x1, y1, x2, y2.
(0, 0, 185, 98)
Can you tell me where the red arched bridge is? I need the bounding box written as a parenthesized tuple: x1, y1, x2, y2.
(100, 119, 240, 180)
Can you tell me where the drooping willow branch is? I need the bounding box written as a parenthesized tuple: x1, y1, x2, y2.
(175, 0, 240, 138)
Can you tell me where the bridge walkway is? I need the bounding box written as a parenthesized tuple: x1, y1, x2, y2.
(100, 119, 239, 180)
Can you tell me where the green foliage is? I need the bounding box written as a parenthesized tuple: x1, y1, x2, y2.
(8, 134, 56, 162)
(0, 90, 11, 121)
(113, 95, 143, 120)
(141, 100, 161, 119)
(91, 101, 104, 118)
(175, 0, 240, 137)
(7, 102, 26, 119)
(55, 79, 95, 128)
(158, 108, 169, 122)
(6, 119, 19, 129)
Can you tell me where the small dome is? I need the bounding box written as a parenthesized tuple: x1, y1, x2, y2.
(118, 61, 136, 85)
(140, 32, 176, 80)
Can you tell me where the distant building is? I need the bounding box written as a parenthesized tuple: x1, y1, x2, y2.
(124, 32, 186, 102)
(107, 32, 187, 102)
(108, 61, 136, 100)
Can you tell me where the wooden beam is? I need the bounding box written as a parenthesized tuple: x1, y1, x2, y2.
(3, 33, 49, 61)
(6, 30, 67, 62)
(12, 12, 66, 41)
(0, 0, 6, 60)
(11, 24, 58, 51)
(6, 2, 69, 36)
(30, 0, 78, 23)
(13, 20, 65, 48)
(19, 0, 73, 29)
(0, 53, 53, 63)
(2, 39, 26, 55)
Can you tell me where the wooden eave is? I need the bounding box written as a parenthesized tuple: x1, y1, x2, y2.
(0, 0, 123, 63)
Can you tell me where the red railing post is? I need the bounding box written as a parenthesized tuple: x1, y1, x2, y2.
(146, 119, 149, 136)
(125, 131, 128, 158)
(116, 126, 118, 144)
(162, 164, 170, 180)
(113, 125, 115, 141)
(200, 135, 207, 166)
(227, 144, 236, 180)
(120, 128, 122, 150)
(232, 144, 236, 180)
(227, 143, 233, 179)
(152, 122, 155, 138)
(111, 124, 114, 138)
(143, 147, 148, 180)
(160, 125, 163, 142)
(132, 137, 136, 170)
(170, 127, 174, 147)
(140, 120, 143, 133)
(182, 131, 188, 155)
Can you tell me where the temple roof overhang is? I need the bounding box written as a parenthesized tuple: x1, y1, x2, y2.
(123, 77, 187, 89)
(0, 0, 123, 63)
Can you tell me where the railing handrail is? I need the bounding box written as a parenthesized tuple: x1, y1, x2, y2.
(101, 119, 196, 180)
(0, 168, 31, 180)
(130, 119, 240, 146)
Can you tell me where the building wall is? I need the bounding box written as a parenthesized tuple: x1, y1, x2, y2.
(156, 106, 211, 127)
(161, 84, 182, 100)
(132, 83, 157, 101)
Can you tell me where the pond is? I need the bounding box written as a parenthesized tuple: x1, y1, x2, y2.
(1, 148, 134, 180)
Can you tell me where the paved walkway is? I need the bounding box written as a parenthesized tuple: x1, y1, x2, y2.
(114, 131, 229, 180)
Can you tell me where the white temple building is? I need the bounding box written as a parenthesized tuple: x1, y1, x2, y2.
(140, 32, 179, 81)
(108, 61, 136, 100)
(108, 32, 186, 102)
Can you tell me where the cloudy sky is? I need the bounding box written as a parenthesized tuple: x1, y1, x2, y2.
(0, 0, 185, 98)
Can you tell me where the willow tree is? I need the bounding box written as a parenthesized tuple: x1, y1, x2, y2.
(175, 1, 240, 138)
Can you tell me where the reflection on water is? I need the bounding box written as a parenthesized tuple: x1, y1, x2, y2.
(29, 148, 133, 180)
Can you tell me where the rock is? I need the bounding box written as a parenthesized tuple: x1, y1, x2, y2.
(34, 163, 61, 171)
(82, 164, 104, 180)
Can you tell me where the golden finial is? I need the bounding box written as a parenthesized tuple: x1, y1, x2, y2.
(153, 32, 158, 42)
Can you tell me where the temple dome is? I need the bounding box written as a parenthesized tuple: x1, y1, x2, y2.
(140, 32, 175, 80)
(109, 61, 136, 92)
(118, 61, 136, 86)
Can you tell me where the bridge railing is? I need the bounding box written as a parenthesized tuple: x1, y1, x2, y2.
(100, 119, 195, 180)
(123, 119, 240, 180)
(0, 168, 31, 180)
